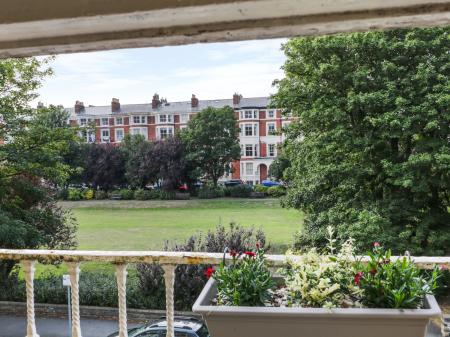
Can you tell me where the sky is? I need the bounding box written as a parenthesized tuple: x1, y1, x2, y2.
(35, 38, 287, 108)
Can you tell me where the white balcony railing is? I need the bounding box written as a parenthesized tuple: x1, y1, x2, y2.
(0, 249, 449, 337)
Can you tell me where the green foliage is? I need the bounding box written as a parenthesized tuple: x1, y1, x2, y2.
(67, 188, 83, 201)
(281, 227, 361, 308)
(134, 189, 155, 200)
(119, 189, 134, 200)
(180, 106, 241, 186)
(56, 188, 69, 200)
(159, 190, 176, 200)
(214, 247, 274, 306)
(254, 185, 269, 193)
(0, 58, 79, 280)
(273, 28, 450, 255)
(268, 153, 290, 181)
(137, 223, 267, 310)
(84, 189, 94, 200)
(356, 244, 440, 309)
(226, 184, 253, 198)
(94, 190, 108, 200)
(198, 186, 224, 199)
(267, 186, 286, 197)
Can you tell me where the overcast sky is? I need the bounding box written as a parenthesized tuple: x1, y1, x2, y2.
(35, 38, 287, 108)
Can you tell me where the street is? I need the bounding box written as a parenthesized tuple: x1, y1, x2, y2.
(0, 315, 140, 337)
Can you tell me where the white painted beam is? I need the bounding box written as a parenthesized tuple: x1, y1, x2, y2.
(0, 0, 449, 57)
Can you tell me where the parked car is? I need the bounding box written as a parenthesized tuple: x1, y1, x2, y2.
(224, 179, 243, 187)
(261, 180, 281, 187)
(107, 317, 209, 337)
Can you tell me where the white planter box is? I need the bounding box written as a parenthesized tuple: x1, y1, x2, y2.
(193, 278, 441, 337)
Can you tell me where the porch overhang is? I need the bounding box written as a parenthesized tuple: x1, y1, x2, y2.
(0, 0, 449, 58)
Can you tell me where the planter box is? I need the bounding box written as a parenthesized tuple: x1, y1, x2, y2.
(193, 278, 441, 337)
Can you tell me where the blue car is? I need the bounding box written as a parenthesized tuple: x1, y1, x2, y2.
(108, 317, 209, 337)
(261, 180, 281, 187)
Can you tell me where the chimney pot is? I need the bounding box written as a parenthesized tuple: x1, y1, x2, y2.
(74, 100, 85, 114)
(152, 93, 161, 109)
(233, 93, 242, 105)
(111, 98, 120, 112)
(191, 94, 199, 108)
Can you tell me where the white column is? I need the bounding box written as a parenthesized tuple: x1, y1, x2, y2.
(22, 260, 39, 337)
(115, 264, 128, 337)
(162, 265, 176, 337)
(67, 262, 82, 337)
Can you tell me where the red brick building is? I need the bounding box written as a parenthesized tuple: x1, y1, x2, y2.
(67, 93, 291, 184)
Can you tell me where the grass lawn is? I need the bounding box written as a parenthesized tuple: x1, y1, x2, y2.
(32, 198, 302, 276)
(63, 198, 302, 252)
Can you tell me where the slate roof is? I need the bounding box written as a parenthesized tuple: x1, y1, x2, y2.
(67, 97, 271, 118)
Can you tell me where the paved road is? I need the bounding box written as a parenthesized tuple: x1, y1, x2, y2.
(0, 315, 140, 337)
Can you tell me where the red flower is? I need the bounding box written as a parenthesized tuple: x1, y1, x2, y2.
(244, 251, 256, 257)
(230, 249, 238, 257)
(354, 272, 363, 285)
(373, 242, 380, 248)
(256, 242, 260, 249)
(204, 267, 214, 279)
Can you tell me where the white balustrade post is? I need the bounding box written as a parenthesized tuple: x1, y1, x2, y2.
(115, 264, 128, 337)
(162, 265, 176, 337)
(22, 260, 39, 337)
(67, 262, 82, 337)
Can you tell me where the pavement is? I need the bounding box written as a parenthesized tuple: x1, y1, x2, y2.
(0, 316, 140, 337)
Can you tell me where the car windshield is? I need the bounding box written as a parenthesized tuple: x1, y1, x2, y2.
(196, 325, 209, 337)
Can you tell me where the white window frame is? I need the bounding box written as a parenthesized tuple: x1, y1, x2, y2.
(157, 126, 174, 139)
(245, 162, 254, 175)
(268, 144, 276, 157)
(115, 117, 124, 125)
(132, 115, 146, 124)
(101, 129, 110, 143)
(240, 109, 258, 120)
(79, 118, 87, 126)
(130, 127, 148, 139)
(267, 109, 275, 119)
(267, 122, 276, 135)
(180, 114, 189, 123)
(101, 117, 109, 126)
(115, 128, 125, 142)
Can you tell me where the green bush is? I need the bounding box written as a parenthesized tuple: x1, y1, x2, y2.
(134, 189, 147, 200)
(84, 189, 94, 200)
(56, 188, 69, 200)
(226, 184, 253, 198)
(254, 185, 269, 194)
(108, 190, 122, 200)
(267, 186, 286, 197)
(159, 190, 176, 200)
(94, 190, 107, 200)
(198, 187, 224, 199)
(67, 188, 83, 201)
(120, 189, 134, 200)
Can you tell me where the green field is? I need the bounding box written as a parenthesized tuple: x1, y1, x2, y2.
(62, 198, 302, 252)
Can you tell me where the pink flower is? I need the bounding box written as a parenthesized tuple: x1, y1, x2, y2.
(374, 242, 380, 248)
(354, 272, 363, 285)
(244, 251, 256, 257)
(204, 267, 214, 279)
(440, 265, 448, 271)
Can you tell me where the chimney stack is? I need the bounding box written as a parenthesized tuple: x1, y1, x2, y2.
(111, 98, 120, 112)
(152, 93, 160, 109)
(37, 102, 44, 109)
(191, 94, 199, 108)
(74, 100, 85, 114)
(233, 93, 242, 105)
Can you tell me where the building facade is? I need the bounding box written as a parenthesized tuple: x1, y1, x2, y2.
(67, 93, 291, 185)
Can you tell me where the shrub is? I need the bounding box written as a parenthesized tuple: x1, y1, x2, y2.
(159, 190, 176, 200)
(67, 188, 83, 201)
(198, 187, 224, 199)
(137, 223, 267, 310)
(254, 184, 269, 194)
(213, 246, 274, 306)
(226, 184, 253, 198)
(267, 186, 286, 197)
(134, 189, 147, 200)
(108, 190, 122, 200)
(120, 189, 134, 200)
(84, 189, 94, 200)
(94, 190, 107, 200)
(56, 188, 68, 200)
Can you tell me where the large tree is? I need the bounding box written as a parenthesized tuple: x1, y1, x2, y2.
(180, 106, 241, 186)
(273, 28, 450, 255)
(0, 58, 79, 281)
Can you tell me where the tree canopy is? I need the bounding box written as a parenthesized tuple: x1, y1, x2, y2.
(273, 28, 450, 255)
(180, 106, 241, 186)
